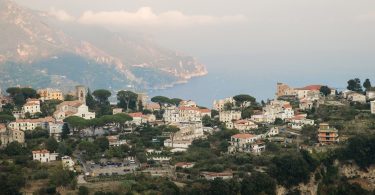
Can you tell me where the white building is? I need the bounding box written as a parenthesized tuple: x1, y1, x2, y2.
(226, 119, 258, 131)
(219, 110, 241, 123)
(112, 108, 123, 115)
(8, 117, 55, 131)
(49, 122, 64, 141)
(288, 115, 315, 130)
(228, 133, 264, 154)
(347, 92, 367, 104)
(163, 106, 211, 123)
(62, 156, 75, 170)
(128, 112, 156, 125)
(22, 99, 41, 115)
(53, 100, 95, 121)
(371, 101, 375, 114)
(263, 100, 294, 123)
(299, 99, 314, 110)
(213, 97, 236, 111)
(32, 150, 58, 163)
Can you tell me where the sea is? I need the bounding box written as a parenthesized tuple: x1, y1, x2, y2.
(149, 54, 375, 107)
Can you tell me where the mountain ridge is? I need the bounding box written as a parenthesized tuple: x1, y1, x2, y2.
(0, 0, 207, 91)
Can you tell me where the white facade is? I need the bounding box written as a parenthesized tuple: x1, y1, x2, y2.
(49, 122, 64, 141)
(62, 156, 75, 170)
(22, 99, 40, 115)
(8, 117, 55, 131)
(263, 100, 294, 123)
(163, 106, 210, 123)
(219, 110, 241, 123)
(371, 101, 375, 114)
(32, 150, 58, 163)
(213, 97, 235, 111)
(347, 93, 367, 103)
(54, 101, 95, 121)
(227, 119, 258, 131)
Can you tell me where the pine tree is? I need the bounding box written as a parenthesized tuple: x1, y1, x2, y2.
(61, 123, 70, 140)
(86, 88, 96, 110)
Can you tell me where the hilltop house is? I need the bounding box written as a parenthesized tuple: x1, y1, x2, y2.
(213, 97, 236, 111)
(219, 110, 241, 123)
(22, 98, 40, 116)
(128, 112, 156, 125)
(347, 92, 367, 104)
(53, 100, 95, 121)
(287, 115, 315, 130)
(37, 88, 63, 101)
(276, 83, 335, 100)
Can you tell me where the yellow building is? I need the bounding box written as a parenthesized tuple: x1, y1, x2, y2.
(38, 88, 63, 101)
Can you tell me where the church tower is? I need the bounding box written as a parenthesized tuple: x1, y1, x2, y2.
(75, 85, 86, 103)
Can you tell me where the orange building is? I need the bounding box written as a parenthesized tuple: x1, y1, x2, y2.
(318, 123, 339, 144)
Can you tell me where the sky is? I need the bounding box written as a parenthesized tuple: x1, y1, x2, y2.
(13, 0, 375, 105)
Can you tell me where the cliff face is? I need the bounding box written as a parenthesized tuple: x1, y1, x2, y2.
(0, 0, 207, 90)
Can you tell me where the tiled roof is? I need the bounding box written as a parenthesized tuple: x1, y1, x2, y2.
(296, 85, 322, 91)
(232, 133, 255, 139)
(129, 112, 143, 118)
(15, 117, 55, 123)
(32, 149, 50, 154)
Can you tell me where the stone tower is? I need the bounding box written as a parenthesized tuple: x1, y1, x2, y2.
(75, 85, 86, 103)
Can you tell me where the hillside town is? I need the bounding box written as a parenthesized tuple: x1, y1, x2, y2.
(1, 78, 375, 194)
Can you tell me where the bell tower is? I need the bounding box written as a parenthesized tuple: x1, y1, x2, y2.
(75, 85, 86, 103)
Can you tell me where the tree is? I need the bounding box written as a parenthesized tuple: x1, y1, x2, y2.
(49, 165, 76, 188)
(94, 137, 109, 152)
(86, 88, 96, 110)
(233, 94, 256, 109)
(64, 116, 88, 131)
(61, 123, 70, 140)
(45, 138, 59, 152)
(209, 178, 230, 195)
(151, 96, 170, 109)
(164, 125, 179, 148)
(363, 79, 372, 91)
(117, 90, 138, 111)
(269, 153, 311, 187)
(0, 114, 15, 124)
(347, 78, 363, 92)
(40, 100, 62, 117)
(170, 98, 183, 106)
(224, 102, 234, 111)
(92, 89, 112, 104)
(78, 186, 89, 195)
(64, 94, 76, 101)
(320, 86, 331, 96)
(241, 172, 276, 195)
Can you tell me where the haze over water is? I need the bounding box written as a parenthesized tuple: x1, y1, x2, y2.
(150, 53, 375, 107)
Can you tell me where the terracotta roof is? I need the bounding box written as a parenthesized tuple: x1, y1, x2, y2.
(32, 149, 50, 154)
(15, 117, 55, 123)
(201, 171, 233, 177)
(283, 104, 292, 109)
(175, 162, 194, 167)
(179, 106, 200, 111)
(0, 123, 6, 130)
(199, 109, 211, 113)
(58, 100, 84, 108)
(232, 133, 256, 139)
(129, 112, 143, 118)
(145, 103, 160, 109)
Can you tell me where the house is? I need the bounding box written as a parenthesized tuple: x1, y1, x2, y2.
(128, 112, 156, 125)
(228, 133, 258, 153)
(213, 97, 236, 111)
(265, 127, 279, 136)
(32, 150, 58, 163)
(37, 88, 63, 101)
(49, 122, 64, 141)
(144, 102, 160, 111)
(371, 101, 375, 114)
(61, 156, 75, 170)
(288, 115, 315, 130)
(201, 171, 233, 180)
(347, 92, 366, 103)
(263, 100, 294, 123)
(175, 162, 195, 169)
(366, 91, 375, 101)
(8, 117, 55, 131)
(53, 100, 95, 121)
(251, 141, 266, 154)
(0, 129, 25, 147)
(163, 106, 211, 123)
(299, 99, 314, 110)
(22, 98, 40, 115)
(226, 119, 258, 131)
(219, 110, 241, 123)
(112, 108, 123, 115)
(107, 135, 127, 146)
(318, 123, 339, 144)
(276, 83, 335, 100)
(179, 100, 197, 107)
